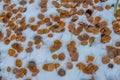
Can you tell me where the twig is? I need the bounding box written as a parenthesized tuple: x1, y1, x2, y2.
(114, 0, 119, 15)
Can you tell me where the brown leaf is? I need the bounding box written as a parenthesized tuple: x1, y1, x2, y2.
(106, 46, 117, 58)
(58, 68, 66, 77)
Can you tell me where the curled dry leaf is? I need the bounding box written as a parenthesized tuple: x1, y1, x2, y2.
(101, 34, 111, 43)
(94, 0, 99, 3)
(46, 21, 53, 26)
(52, 1, 61, 8)
(4, 39, 10, 45)
(54, 63, 60, 69)
(117, 48, 120, 56)
(83, 63, 99, 74)
(70, 52, 79, 61)
(102, 56, 110, 64)
(115, 41, 120, 47)
(78, 33, 89, 41)
(13, 68, 19, 74)
(52, 54, 58, 60)
(69, 8, 77, 16)
(47, 63, 55, 72)
(77, 9, 84, 15)
(76, 62, 86, 71)
(12, 8, 18, 14)
(15, 59, 22, 67)
(86, 56, 94, 63)
(74, 26, 83, 35)
(32, 71, 38, 77)
(106, 46, 118, 58)
(114, 57, 120, 65)
(67, 41, 78, 61)
(8, 48, 16, 56)
(43, 63, 55, 72)
(100, 21, 107, 28)
(50, 24, 65, 33)
(34, 35, 42, 44)
(28, 41, 33, 47)
(7, 66, 11, 72)
(87, 16, 94, 23)
(85, 9, 93, 16)
(29, 0, 34, 4)
(86, 0, 93, 5)
(70, 40, 76, 46)
(30, 25, 38, 31)
(71, 15, 78, 22)
(19, 68, 27, 75)
(68, 22, 76, 34)
(48, 33, 53, 38)
(29, 17, 35, 23)
(105, 5, 111, 10)
(100, 27, 111, 35)
(26, 47, 33, 53)
(20, 36, 26, 42)
(18, 7, 27, 13)
(42, 64, 48, 71)
(95, 6, 103, 11)
(113, 23, 120, 35)
(66, 62, 73, 69)
(61, 3, 72, 8)
(58, 53, 65, 61)
(6, 29, 11, 37)
(37, 29, 50, 34)
(35, 44, 41, 49)
(28, 61, 37, 72)
(82, 3, 88, 8)
(11, 43, 23, 53)
(19, 0, 27, 5)
(95, 16, 101, 22)
(38, 13, 45, 20)
(44, 17, 50, 23)
(60, 10, 70, 18)
(3, 0, 11, 4)
(55, 63, 60, 69)
(58, 68, 66, 77)
(39, 0, 48, 12)
(50, 40, 62, 52)
(115, 9, 120, 18)
(16, 71, 25, 78)
(81, 40, 88, 46)
(58, 21, 66, 27)
(79, 22, 88, 27)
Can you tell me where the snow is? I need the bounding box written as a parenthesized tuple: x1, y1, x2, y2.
(0, 0, 120, 80)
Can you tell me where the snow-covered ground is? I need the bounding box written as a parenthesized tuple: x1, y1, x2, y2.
(0, 0, 120, 80)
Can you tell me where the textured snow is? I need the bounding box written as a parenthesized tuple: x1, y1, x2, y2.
(0, 0, 120, 80)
